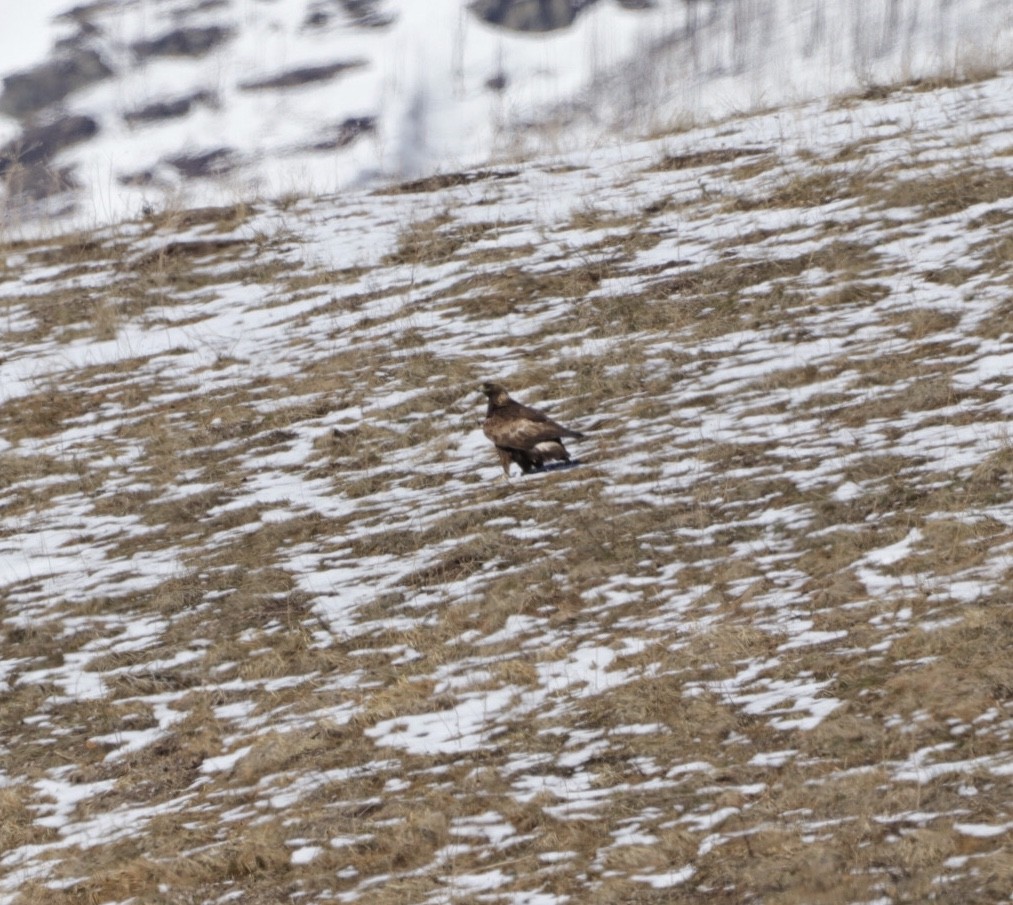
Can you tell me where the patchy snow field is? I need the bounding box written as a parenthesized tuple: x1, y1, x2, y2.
(2, 67, 1013, 903)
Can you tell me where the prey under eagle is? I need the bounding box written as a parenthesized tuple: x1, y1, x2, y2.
(481, 382, 585, 476)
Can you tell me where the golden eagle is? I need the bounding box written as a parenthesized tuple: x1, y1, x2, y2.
(480, 382, 585, 476)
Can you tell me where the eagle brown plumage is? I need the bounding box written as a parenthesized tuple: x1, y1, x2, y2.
(481, 382, 585, 476)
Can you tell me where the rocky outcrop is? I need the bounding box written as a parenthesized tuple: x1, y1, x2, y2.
(0, 114, 98, 202)
(339, 0, 394, 27)
(305, 0, 393, 29)
(470, 0, 587, 32)
(130, 25, 233, 61)
(165, 147, 237, 178)
(238, 60, 367, 92)
(0, 114, 98, 174)
(1, 162, 77, 202)
(469, 0, 651, 31)
(0, 49, 113, 118)
(123, 90, 219, 126)
(304, 117, 376, 151)
(118, 146, 240, 190)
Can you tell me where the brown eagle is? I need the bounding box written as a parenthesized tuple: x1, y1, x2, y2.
(481, 382, 585, 476)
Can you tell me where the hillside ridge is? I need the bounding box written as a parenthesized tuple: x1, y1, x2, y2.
(3, 0, 1011, 230)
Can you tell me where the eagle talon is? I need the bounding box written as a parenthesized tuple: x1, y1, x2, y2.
(480, 382, 585, 478)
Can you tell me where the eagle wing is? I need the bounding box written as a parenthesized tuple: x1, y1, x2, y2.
(484, 411, 576, 451)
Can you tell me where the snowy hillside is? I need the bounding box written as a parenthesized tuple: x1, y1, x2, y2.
(1, 0, 1012, 230)
(2, 62, 1013, 902)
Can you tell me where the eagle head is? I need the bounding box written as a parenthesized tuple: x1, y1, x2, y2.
(480, 382, 511, 406)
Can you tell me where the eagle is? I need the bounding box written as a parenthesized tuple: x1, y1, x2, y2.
(480, 382, 585, 476)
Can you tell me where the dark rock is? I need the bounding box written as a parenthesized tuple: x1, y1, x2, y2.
(123, 90, 218, 125)
(53, 2, 108, 51)
(469, 0, 596, 32)
(305, 0, 393, 29)
(130, 25, 233, 60)
(305, 116, 375, 151)
(57, 1, 116, 23)
(0, 50, 114, 118)
(3, 164, 78, 202)
(118, 168, 157, 187)
(54, 19, 103, 52)
(470, 0, 651, 32)
(239, 60, 367, 92)
(338, 0, 394, 28)
(0, 116, 95, 204)
(303, 9, 331, 28)
(165, 147, 236, 178)
(0, 115, 99, 175)
(485, 72, 508, 92)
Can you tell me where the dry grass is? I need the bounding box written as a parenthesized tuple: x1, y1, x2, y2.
(648, 147, 773, 172)
(873, 164, 1013, 216)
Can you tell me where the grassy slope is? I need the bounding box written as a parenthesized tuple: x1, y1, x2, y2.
(2, 71, 1013, 904)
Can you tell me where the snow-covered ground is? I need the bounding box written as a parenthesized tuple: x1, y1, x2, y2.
(2, 58, 1013, 901)
(2, 0, 1012, 230)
